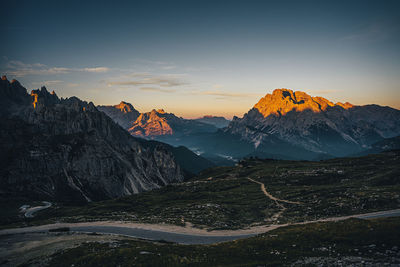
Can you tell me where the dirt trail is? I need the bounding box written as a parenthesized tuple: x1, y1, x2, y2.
(24, 202, 52, 218)
(247, 177, 301, 205)
(1, 209, 399, 240)
(247, 177, 301, 221)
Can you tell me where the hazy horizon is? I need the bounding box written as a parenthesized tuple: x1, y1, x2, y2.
(1, 0, 400, 119)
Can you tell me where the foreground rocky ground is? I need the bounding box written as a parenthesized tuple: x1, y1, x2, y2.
(1, 217, 399, 266)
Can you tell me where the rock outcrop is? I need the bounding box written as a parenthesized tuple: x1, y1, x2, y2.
(97, 101, 140, 129)
(254, 89, 354, 117)
(0, 77, 184, 203)
(98, 104, 217, 172)
(225, 89, 400, 157)
(99, 103, 217, 138)
(129, 109, 217, 137)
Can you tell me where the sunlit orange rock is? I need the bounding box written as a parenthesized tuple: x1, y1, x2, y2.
(129, 109, 174, 136)
(115, 101, 135, 113)
(31, 91, 39, 109)
(254, 89, 353, 117)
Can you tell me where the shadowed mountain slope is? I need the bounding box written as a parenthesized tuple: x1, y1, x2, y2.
(0, 76, 185, 203)
(225, 89, 400, 157)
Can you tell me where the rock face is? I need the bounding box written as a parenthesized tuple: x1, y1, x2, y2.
(99, 104, 217, 138)
(128, 109, 217, 137)
(0, 77, 184, 203)
(253, 89, 354, 117)
(97, 102, 140, 129)
(354, 135, 400, 156)
(225, 89, 400, 157)
(193, 116, 230, 128)
(98, 104, 217, 172)
(130, 109, 175, 136)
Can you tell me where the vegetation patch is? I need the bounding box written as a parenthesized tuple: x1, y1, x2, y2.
(45, 217, 400, 266)
(1, 151, 399, 230)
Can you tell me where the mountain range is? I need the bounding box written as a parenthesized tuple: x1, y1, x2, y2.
(225, 89, 400, 158)
(99, 89, 400, 162)
(352, 135, 400, 157)
(3, 77, 398, 203)
(98, 104, 218, 138)
(0, 77, 212, 203)
(193, 116, 230, 128)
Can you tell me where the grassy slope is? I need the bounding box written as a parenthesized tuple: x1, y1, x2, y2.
(45, 217, 400, 266)
(2, 151, 399, 230)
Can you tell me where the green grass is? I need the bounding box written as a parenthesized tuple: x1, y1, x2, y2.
(44, 217, 400, 266)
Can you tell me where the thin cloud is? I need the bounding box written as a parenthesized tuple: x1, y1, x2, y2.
(137, 59, 176, 70)
(107, 74, 188, 88)
(140, 87, 176, 93)
(196, 90, 259, 98)
(341, 21, 399, 42)
(83, 67, 110, 73)
(3, 60, 110, 77)
(6, 60, 45, 68)
(32, 80, 63, 86)
(67, 83, 80, 87)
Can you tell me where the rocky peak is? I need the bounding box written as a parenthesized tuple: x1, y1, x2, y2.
(149, 109, 167, 115)
(130, 110, 174, 136)
(97, 101, 140, 129)
(0, 76, 31, 109)
(30, 86, 60, 109)
(1, 79, 185, 202)
(254, 88, 354, 118)
(61, 96, 96, 112)
(115, 101, 136, 113)
(194, 115, 230, 128)
(336, 102, 354, 109)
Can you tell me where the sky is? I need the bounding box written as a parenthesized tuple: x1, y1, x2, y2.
(1, 0, 399, 119)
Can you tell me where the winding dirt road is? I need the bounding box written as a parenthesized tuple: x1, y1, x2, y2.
(1, 178, 399, 245)
(1, 209, 399, 245)
(247, 177, 301, 205)
(247, 177, 301, 221)
(24, 202, 52, 218)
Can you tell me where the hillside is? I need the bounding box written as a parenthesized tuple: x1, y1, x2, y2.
(0, 77, 184, 203)
(193, 115, 230, 128)
(225, 89, 400, 157)
(6, 150, 398, 231)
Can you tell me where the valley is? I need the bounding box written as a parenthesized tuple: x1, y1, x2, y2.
(2, 150, 399, 232)
(1, 78, 399, 266)
(98, 89, 400, 164)
(2, 1, 400, 265)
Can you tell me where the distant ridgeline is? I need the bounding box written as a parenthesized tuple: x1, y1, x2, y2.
(224, 89, 400, 159)
(99, 89, 400, 162)
(0, 76, 212, 203)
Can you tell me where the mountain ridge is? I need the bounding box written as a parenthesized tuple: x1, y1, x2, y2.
(193, 115, 230, 128)
(99, 103, 218, 138)
(254, 88, 354, 118)
(225, 88, 400, 157)
(0, 77, 186, 202)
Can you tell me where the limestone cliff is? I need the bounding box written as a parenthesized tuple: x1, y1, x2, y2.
(97, 101, 140, 129)
(226, 89, 400, 157)
(254, 89, 354, 117)
(0, 77, 184, 203)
